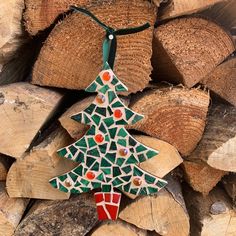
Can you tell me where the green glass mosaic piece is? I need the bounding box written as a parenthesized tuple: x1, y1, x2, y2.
(113, 166, 122, 177)
(108, 91, 116, 103)
(80, 187, 91, 192)
(136, 145, 147, 153)
(104, 117, 114, 127)
(121, 175, 131, 182)
(117, 138, 126, 147)
(87, 126, 95, 136)
(126, 154, 137, 164)
(122, 165, 132, 174)
(80, 178, 90, 186)
(74, 152, 84, 162)
(96, 76, 103, 86)
(110, 141, 117, 151)
(86, 156, 96, 167)
(69, 145, 78, 155)
(117, 128, 127, 137)
(108, 128, 117, 139)
(99, 143, 107, 154)
(116, 157, 125, 166)
(132, 114, 143, 124)
(101, 158, 112, 167)
(84, 104, 96, 115)
(87, 138, 96, 148)
(148, 187, 158, 194)
(123, 182, 131, 192)
(96, 173, 105, 181)
(106, 177, 112, 182)
(99, 85, 110, 94)
(139, 188, 147, 195)
(69, 172, 78, 182)
(102, 184, 112, 192)
(87, 148, 100, 157)
(91, 182, 101, 189)
(145, 174, 156, 184)
(105, 152, 116, 163)
(112, 177, 123, 186)
(146, 150, 158, 158)
(116, 84, 127, 92)
(157, 180, 167, 188)
(83, 113, 91, 124)
(79, 148, 87, 153)
(59, 184, 69, 192)
(133, 166, 144, 176)
(74, 182, 81, 187)
(105, 135, 110, 142)
(107, 106, 113, 116)
(130, 188, 138, 195)
(85, 82, 97, 92)
(116, 119, 128, 125)
(125, 109, 134, 120)
(49, 179, 57, 188)
(91, 114, 101, 126)
(73, 166, 83, 176)
(71, 113, 82, 122)
(129, 137, 137, 146)
(138, 154, 146, 162)
(70, 188, 80, 194)
(57, 148, 67, 157)
(101, 168, 111, 175)
(111, 77, 118, 85)
(91, 162, 100, 171)
(76, 137, 87, 148)
(112, 101, 123, 108)
(95, 107, 107, 117)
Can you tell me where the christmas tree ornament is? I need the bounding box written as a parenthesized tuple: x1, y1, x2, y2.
(50, 6, 168, 220)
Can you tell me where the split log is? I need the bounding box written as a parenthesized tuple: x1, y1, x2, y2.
(119, 175, 190, 236)
(0, 182, 29, 236)
(152, 17, 235, 88)
(183, 185, 236, 236)
(91, 220, 147, 236)
(159, 0, 227, 20)
(202, 56, 236, 106)
(0, 155, 13, 181)
(182, 161, 227, 195)
(222, 173, 236, 205)
(31, 0, 156, 94)
(15, 193, 97, 236)
(130, 87, 210, 156)
(6, 128, 77, 200)
(0, 0, 25, 65)
(0, 82, 63, 158)
(187, 103, 236, 172)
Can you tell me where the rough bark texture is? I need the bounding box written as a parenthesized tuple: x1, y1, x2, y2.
(119, 176, 190, 236)
(159, 0, 227, 20)
(183, 185, 236, 236)
(202, 56, 236, 106)
(14, 193, 98, 236)
(0, 155, 12, 181)
(6, 128, 76, 200)
(152, 17, 235, 88)
(182, 161, 227, 195)
(0, 82, 63, 158)
(31, 0, 156, 95)
(129, 87, 210, 156)
(0, 182, 29, 236)
(91, 220, 147, 236)
(187, 103, 236, 172)
(0, 0, 25, 65)
(222, 173, 236, 205)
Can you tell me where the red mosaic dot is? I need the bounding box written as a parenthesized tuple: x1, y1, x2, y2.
(86, 171, 95, 180)
(119, 148, 129, 156)
(96, 94, 105, 104)
(95, 134, 104, 143)
(114, 109, 122, 118)
(133, 177, 142, 186)
(102, 71, 111, 81)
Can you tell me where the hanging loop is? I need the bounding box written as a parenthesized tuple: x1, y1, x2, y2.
(70, 6, 150, 69)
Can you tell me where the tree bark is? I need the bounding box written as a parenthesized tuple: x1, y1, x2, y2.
(183, 184, 236, 236)
(182, 161, 227, 195)
(222, 173, 236, 205)
(0, 182, 29, 236)
(6, 128, 76, 200)
(186, 102, 236, 172)
(0, 82, 63, 158)
(31, 0, 156, 95)
(14, 193, 98, 236)
(152, 17, 235, 88)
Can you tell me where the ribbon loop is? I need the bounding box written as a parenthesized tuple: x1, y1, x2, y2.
(70, 6, 150, 69)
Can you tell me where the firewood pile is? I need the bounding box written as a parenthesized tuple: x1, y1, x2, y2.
(0, 0, 236, 235)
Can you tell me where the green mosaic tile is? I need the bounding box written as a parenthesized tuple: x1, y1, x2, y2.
(99, 85, 110, 94)
(108, 128, 117, 139)
(107, 106, 113, 116)
(80, 187, 91, 192)
(91, 182, 101, 189)
(59, 183, 68, 192)
(117, 128, 127, 137)
(86, 126, 95, 136)
(91, 162, 100, 171)
(99, 143, 107, 154)
(57, 148, 67, 157)
(80, 178, 90, 186)
(69, 172, 78, 182)
(126, 154, 137, 164)
(102, 184, 112, 192)
(96, 76, 103, 86)
(148, 187, 158, 194)
(96, 173, 105, 181)
(101, 168, 111, 175)
(157, 180, 167, 188)
(71, 113, 82, 122)
(116, 157, 125, 166)
(95, 107, 107, 117)
(86, 156, 96, 167)
(105, 135, 110, 142)
(111, 77, 118, 85)
(108, 91, 116, 103)
(125, 109, 134, 120)
(84, 104, 96, 115)
(112, 177, 123, 186)
(122, 165, 132, 174)
(132, 114, 143, 124)
(136, 145, 147, 153)
(73, 166, 83, 176)
(111, 101, 123, 108)
(83, 113, 91, 124)
(138, 154, 146, 162)
(145, 174, 156, 184)
(101, 158, 112, 167)
(91, 114, 101, 126)
(104, 117, 114, 127)
(85, 82, 97, 92)
(109, 141, 117, 151)
(130, 188, 138, 195)
(105, 177, 112, 182)
(76, 137, 87, 148)
(69, 145, 78, 155)
(113, 166, 122, 177)
(123, 182, 131, 192)
(133, 166, 144, 177)
(87, 148, 100, 157)
(146, 150, 158, 158)
(117, 138, 126, 147)
(129, 137, 137, 146)
(87, 138, 96, 148)
(70, 188, 80, 194)
(116, 84, 127, 92)
(121, 175, 131, 182)
(116, 119, 128, 125)
(49, 179, 57, 188)
(105, 152, 116, 163)
(74, 152, 84, 162)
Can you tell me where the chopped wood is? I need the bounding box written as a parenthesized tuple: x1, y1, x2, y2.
(91, 220, 147, 236)
(202, 56, 236, 106)
(6, 128, 76, 200)
(0, 0, 25, 64)
(0, 182, 29, 236)
(0, 155, 12, 181)
(119, 175, 190, 236)
(31, 0, 156, 94)
(183, 185, 236, 236)
(130, 87, 210, 156)
(0, 82, 63, 158)
(152, 17, 235, 88)
(222, 173, 236, 205)
(159, 0, 227, 20)
(182, 161, 227, 195)
(14, 193, 97, 236)
(187, 103, 236, 172)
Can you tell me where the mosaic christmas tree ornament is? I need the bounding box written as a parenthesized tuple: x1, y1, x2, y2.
(49, 6, 168, 220)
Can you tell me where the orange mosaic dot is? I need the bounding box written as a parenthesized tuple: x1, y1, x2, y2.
(114, 109, 122, 118)
(95, 134, 104, 143)
(133, 177, 142, 186)
(119, 148, 129, 156)
(102, 71, 111, 81)
(65, 180, 72, 187)
(96, 94, 105, 104)
(86, 171, 95, 180)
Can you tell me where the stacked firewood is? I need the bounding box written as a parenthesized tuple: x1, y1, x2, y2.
(0, 0, 236, 235)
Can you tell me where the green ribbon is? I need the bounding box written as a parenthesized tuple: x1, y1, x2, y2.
(70, 6, 150, 69)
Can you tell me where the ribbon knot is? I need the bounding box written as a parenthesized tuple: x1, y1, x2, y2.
(70, 6, 150, 69)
